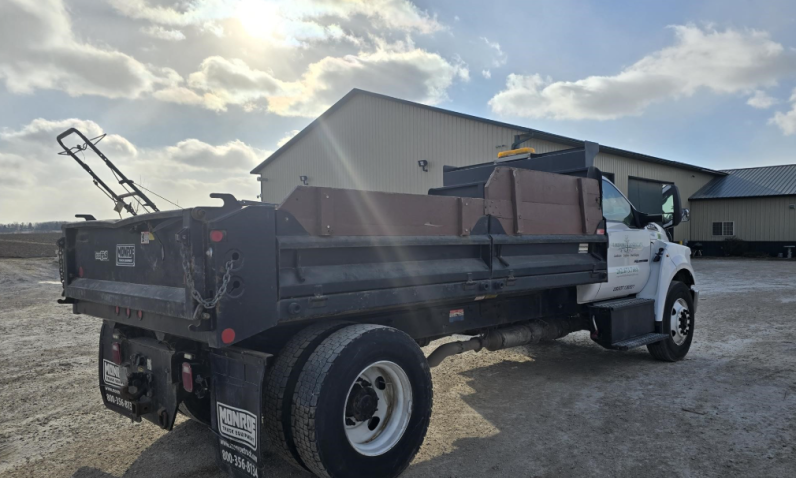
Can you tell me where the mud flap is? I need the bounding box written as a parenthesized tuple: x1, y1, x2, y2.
(98, 321, 180, 429)
(211, 348, 271, 478)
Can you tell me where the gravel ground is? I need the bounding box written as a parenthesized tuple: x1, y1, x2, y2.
(0, 233, 61, 258)
(1, 257, 795, 478)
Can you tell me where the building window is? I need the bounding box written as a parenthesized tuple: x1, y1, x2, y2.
(712, 221, 734, 236)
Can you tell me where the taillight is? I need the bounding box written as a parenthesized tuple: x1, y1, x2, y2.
(112, 342, 122, 364)
(78, 266, 84, 278)
(209, 230, 225, 242)
(182, 362, 194, 393)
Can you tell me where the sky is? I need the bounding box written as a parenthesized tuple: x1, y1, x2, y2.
(2, 0, 796, 223)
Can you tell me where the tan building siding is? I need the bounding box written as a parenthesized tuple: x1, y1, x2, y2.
(258, 93, 567, 203)
(257, 92, 717, 243)
(593, 153, 716, 242)
(690, 197, 796, 242)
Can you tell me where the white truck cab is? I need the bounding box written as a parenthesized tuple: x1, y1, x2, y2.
(579, 177, 698, 361)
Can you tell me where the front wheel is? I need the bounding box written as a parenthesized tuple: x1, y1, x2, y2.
(647, 281, 695, 361)
(292, 324, 433, 478)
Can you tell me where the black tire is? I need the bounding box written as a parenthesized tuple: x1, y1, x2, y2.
(178, 397, 211, 426)
(263, 321, 349, 470)
(292, 324, 433, 478)
(647, 281, 695, 362)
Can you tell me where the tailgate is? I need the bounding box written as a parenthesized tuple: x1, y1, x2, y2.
(63, 210, 194, 319)
(61, 201, 280, 347)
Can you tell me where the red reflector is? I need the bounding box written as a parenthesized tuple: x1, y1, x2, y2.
(182, 362, 194, 393)
(221, 328, 236, 344)
(597, 228, 605, 235)
(115, 306, 120, 315)
(78, 266, 84, 278)
(112, 342, 122, 364)
(209, 230, 225, 242)
(137, 310, 143, 319)
(126, 308, 131, 318)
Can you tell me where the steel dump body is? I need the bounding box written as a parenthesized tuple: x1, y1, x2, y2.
(62, 166, 608, 348)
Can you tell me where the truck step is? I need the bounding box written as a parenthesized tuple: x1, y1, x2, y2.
(589, 298, 657, 349)
(591, 297, 655, 310)
(611, 333, 668, 351)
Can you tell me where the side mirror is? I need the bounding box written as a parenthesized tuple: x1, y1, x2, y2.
(662, 184, 682, 228)
(681, 208, 690, 223)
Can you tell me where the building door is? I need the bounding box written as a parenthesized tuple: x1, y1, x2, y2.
(628, 177, 667, 215)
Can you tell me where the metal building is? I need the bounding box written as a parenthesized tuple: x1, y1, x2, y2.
(690, 165, 796, 256)
(251, 89, 725, 243)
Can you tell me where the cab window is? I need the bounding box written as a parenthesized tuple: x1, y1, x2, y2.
(602, 180, 634, 226)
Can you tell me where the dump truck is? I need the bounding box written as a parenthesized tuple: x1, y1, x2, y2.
(56, 129, 697, 478)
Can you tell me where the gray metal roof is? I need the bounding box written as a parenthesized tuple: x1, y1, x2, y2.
(690, 164, 796, 200)
(251, 89, 724, 176)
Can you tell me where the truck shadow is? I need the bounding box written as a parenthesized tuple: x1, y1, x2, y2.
(407, 338, 673, 477)
(71, 419, 311, 478)
(72, 338, 671, 478)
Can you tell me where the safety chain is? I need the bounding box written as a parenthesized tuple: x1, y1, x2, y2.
(180, 241, 234, 316)
(56, 237, 66, 294)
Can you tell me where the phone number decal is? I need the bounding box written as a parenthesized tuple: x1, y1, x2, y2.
(106, 393, 133, 411)
(221, 449, 259, 477)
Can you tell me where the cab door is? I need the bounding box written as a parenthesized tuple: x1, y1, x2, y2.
(592, 179, 651, 301)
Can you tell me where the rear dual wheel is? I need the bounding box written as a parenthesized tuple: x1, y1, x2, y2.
(263, 322, 349, 469)
(265, 323, 433, 478)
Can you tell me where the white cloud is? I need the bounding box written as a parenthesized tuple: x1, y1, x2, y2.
(747, 89, 778, 109)
(489, 25, 796, 120)
(0, 0, 461, 117)
(277, 130, 300, 148)
(183, 56, 298, 111)
(0, 118, 266, 221)
(141, 26, 187, 42)
(482, 69, 492, 79)
(107, 0, 235, 27)
(0, 0, 177, 99)
(770, 89, 796, 135)
(110, 0, 444, 48)
(160, 40, 469, 116)
(480, 37, 507, 67)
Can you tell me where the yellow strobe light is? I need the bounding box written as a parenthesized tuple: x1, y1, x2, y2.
(497, 147, 535, 158)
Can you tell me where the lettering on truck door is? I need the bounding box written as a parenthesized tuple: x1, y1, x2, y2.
(594, 179, 651, 301)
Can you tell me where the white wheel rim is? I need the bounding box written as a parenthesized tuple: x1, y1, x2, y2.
(670, 298, 690, 346)
(343, 361, 412, 456)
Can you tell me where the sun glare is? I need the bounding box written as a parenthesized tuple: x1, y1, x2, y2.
(236, 0, 283, 40)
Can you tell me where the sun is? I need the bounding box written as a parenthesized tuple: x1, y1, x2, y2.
(235, 0, 283, 40)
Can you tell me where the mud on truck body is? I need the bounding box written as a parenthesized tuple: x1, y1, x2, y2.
(56, 129, 698, 478)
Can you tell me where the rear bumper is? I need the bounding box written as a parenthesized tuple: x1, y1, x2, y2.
(70, 278, 189, 318)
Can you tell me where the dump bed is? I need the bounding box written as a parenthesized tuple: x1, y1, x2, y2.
(61, 168, 607, 348)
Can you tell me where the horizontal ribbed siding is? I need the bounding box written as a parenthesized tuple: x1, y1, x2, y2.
(259, 94, 568, 203)
(260, 94, 717, 242)
(690, 197, 796, 242)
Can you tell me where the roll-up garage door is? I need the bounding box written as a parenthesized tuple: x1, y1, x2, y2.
(628, 178, 665, 215)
